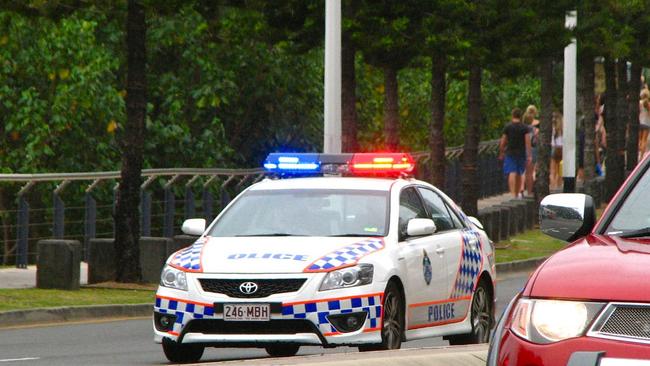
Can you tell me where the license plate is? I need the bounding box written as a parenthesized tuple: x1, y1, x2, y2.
(223, 303, 270, 321)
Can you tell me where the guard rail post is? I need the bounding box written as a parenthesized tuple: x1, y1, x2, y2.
(140, 175, 156, 237)
(16, 194, 30, 269)
(53, 180, 69, 239)
(202, 175, 217, 222)
(184, 175, 200, 220)
(185, 187, 195, 219)
(163, 187, 174, 237)
(220, 176, 235, 210)
(84, 192, 96, 261)
(163, 175, 180, 238)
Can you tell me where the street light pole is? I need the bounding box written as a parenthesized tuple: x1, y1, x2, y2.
(324, 0, 342, 153)
(563, 10, 577, 192)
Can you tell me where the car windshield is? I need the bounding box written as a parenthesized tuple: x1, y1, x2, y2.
(605, 165, 650, 235)
(208, 189, 389, 237)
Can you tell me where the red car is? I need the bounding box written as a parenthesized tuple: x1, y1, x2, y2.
(488, 157, 650, 366)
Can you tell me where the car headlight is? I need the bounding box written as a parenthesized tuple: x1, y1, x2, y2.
(160, 265, 188, 291)
(510, 298, 605, 344)
(319, 264, 373, 291)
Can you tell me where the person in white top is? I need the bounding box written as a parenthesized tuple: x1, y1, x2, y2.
(638, 89, 650, 160)
(550, 112, 563, 189)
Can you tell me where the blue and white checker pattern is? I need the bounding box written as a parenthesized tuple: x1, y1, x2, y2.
(305, 238, 384, 272)
(170, 239, 206, 272)
(451, 230, 483, 298)
(155, 296, 215, 335)
(282, 294, 383, 335)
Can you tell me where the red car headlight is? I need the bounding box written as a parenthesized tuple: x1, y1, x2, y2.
(510, 299, 605, 344)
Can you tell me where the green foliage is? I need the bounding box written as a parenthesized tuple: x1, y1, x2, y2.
(0, 2, 553, 174)
(0, 11, 124, 173)
(356, 59, 541, 150)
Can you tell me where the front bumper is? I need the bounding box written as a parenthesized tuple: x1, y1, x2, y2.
(492, 329, 650, 365)
(153, 273, 385, 347)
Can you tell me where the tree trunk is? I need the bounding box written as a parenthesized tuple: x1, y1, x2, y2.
(535, 57, 553, 203)
(604, 58, 620, 201)
(114, 0, 146, 283)
(0, 188, 9, 265)
(580, 55, 596, 197)
(461, 64, 481, 216)
(429, 54, 447, 189)
(383, 66, 399, 150)
(616, 60, 628, 178)
(627, 63, 641, 173)
(341, 31, 358, 153)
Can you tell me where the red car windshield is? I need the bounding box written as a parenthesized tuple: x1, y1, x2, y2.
(605, 164, 650, 235)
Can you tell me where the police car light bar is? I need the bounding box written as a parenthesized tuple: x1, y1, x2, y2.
(349, 153, 415, 175)
(263, 152, 415, 177)
(264, 153, 320, 174)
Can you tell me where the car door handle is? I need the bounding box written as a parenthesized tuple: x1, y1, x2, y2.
(435, 247, 445, 255)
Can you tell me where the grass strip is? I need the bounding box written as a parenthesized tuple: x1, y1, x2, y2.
(0, 287, 155, 312)
(495, 229, 566, 263)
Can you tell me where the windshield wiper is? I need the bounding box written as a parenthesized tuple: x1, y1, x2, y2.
(618, 227, 650, 238)
(234, 233, 305, 237)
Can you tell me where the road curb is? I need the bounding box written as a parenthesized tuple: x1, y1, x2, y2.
(495, 256, 548, 274)
(0, 303, 151, 328)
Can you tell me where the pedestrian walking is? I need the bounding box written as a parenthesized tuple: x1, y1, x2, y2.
(522, 105, 539, 196)
(550, 111, 564, 189)
(639, 89, 650, 160)
(499, 108, 532, 198)
(595, 94, 607, 175)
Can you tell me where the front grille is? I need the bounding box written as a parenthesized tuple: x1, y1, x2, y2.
(184, 319, 318, 335)
(198, 278, 306, 298)
(599, 305, 650, 341)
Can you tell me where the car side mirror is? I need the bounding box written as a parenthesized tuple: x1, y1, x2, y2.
(181, 218, 206, 236)
(540, 193, 595, 242)
(407, 218, 437, 237)
(467, 216, 484, 231)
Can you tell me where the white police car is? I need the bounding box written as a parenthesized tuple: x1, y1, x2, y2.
(153, 153, 496, 363)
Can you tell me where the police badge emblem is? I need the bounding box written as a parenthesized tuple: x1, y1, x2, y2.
(422, 249, 432, 285)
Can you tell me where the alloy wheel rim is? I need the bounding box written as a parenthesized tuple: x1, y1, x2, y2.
(471, 287, 491, 343)
(382, 291, 401, 349)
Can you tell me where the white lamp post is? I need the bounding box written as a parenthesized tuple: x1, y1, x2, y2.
(563, 10, 577, 192)
(323, 0, 342, 153)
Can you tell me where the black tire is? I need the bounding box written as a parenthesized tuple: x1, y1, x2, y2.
(358, 281, 404, 352)
(162, 338, 204, 363)
(265, 344, 300, 357)
(446, 280, 492, 345)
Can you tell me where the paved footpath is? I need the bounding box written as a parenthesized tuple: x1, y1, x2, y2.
(0, 263, 88, 289)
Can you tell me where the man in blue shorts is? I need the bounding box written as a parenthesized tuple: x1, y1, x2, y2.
(499, 108, 532, 198)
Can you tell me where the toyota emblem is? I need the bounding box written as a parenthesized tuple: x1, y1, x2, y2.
(239, 281, 258, 295)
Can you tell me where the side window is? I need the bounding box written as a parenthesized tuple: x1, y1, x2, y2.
(445, 202, 465, 229)
(399, 187, 428, 239)
(417, 188, 459, 232)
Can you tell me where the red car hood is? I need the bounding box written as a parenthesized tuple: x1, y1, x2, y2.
(524, 234, 650, 302)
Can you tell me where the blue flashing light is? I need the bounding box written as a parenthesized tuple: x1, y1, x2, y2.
(264, 153, 321, 175)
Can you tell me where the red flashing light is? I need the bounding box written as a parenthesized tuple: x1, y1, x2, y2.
(349, 153, 415, 175)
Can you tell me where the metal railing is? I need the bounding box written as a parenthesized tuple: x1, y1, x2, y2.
(0, 140, 505, 268)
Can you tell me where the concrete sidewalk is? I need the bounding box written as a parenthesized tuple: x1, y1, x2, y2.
(0, 263, 88, 289)
(210, 345, 488, 366)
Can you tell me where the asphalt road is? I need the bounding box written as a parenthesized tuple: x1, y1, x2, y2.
(0, 271, 529, 366)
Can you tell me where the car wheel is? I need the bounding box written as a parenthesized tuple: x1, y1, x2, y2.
(359, 281, 404, 351)
(446, 280, 492, 345)
(265, 344, 300, 357)
(162, 338, 204, 363)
